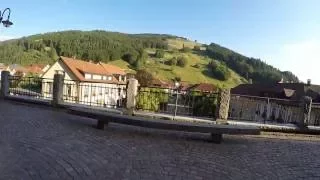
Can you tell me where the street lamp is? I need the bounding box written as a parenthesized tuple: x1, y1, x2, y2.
(173, 81, 180, 119)
(0, 8, 13, 28)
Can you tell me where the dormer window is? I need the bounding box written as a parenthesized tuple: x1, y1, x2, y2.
(85, 73, 92, 79)
(92, 74, 102, 80)
(108, 76, 112, 81)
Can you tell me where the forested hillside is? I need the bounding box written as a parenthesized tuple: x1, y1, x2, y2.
(204, 43, 299, 83)
(0, 30, 168, 65)
(0, 30, 299, 85)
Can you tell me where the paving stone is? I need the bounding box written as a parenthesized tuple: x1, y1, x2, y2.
(0, 100, 320, 179)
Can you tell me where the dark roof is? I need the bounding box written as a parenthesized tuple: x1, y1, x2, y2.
(232, 83, 320, 101)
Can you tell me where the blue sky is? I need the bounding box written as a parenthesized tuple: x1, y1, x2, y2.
(1, 0, 320, 83)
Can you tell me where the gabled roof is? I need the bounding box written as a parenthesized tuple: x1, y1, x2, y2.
(190, 83, 217, 93)
(8, 64, 28, 73)
(99, 62, 126, 75)
(151, 79, 171, 88)
(59, 56, 122, 83)
(231, 83, 320, 101)
(25, 64, 47, 74)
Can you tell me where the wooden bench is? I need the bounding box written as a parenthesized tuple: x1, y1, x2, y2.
(68, 107, 260, 143)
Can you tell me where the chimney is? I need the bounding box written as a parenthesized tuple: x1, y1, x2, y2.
(307, 79, 311, 86)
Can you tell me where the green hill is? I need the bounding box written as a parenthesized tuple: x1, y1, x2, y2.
(0, 30, 299, 88)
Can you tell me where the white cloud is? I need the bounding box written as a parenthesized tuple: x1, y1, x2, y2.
(0, 35, 15, 41)
(267, 40, 320, 84)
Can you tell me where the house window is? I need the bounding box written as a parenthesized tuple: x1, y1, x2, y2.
(55, 70, 65, 76)
(92, 87, 96, 96)
(99, 87, 103, 95)
(48, 82, 53, 94)
(105, 88, 109, 95)
(84, 86, 89, 97)
(93, 74, 102, 80)
(118, 88, 121, 96)
(85, 73, 92, 79)
(67, 85, 72, 97)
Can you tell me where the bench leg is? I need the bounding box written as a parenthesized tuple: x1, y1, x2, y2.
(96, 120, 109, 130)
(211, 133, 222, 144)
(97, 120, 105, 130)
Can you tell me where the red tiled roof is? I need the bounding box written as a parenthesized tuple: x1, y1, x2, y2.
(151, 79, 171, 88)
(25, 64, 47, 74)
(59, 56, 122, 84)
(191, 83, 217, 92)
(99, 62, 126, 75)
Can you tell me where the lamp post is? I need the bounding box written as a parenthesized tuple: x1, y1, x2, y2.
(0, 8, 13, 28)
(173, 81, 180, 119)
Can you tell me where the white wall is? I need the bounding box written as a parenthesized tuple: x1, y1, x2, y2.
(41, 61, 74, 80)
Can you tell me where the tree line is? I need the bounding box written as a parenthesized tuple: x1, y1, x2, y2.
(0, 30, 168, 66)
(204, 43, 299, 83)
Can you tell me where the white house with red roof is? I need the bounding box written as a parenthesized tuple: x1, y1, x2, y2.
(41, 56, 127, 107)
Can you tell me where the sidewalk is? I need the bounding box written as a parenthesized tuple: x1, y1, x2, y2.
(134, 111, 320, 134)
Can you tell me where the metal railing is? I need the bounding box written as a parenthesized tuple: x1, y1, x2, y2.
(228, 94, 319, 125)
(62, 80, 127, 108)
(136, 87, 218, 118)
(309, 103, 320, 126)
(8, 76, 53, 100)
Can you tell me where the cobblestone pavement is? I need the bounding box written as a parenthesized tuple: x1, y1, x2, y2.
(1, 100, 320, 180)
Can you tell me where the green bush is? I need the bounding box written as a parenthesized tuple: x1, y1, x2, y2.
(135, 70, 153, 87)
(177, 56, 188, 67)
(155, 49, 165, 58)
(136, 88, 169, 112)
(193, 45, 201, 51)
(167, 57, 177, 66)
(208, 61, 231, 81)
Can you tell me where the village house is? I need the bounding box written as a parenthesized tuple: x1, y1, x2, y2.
(41, 56, 127, 108)
(231, 81, 320, 102)
(25, 64, 50, 76)
(188, 83, 217, 93)
(6, 64, 28, 76)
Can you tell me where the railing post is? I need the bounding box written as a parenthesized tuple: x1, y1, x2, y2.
(52, 73, 64, 107)
(0, 71, 10, 98)
(215, 89, 230, 124)
(126, 78, 138, 115)
(301, 96, 312, 128)
(266, 98, 271, 121)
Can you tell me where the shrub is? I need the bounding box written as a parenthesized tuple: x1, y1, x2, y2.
(177, 56, 188, 67)
(136, 88, 169, 112)
(155, 49, 165, 58)
(193, 45, 201, 51)
(208, 61, 231, 81)
(167, 57, 177, 66)
(135, 69, 153, 87)
(122, 53, 137, 65)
